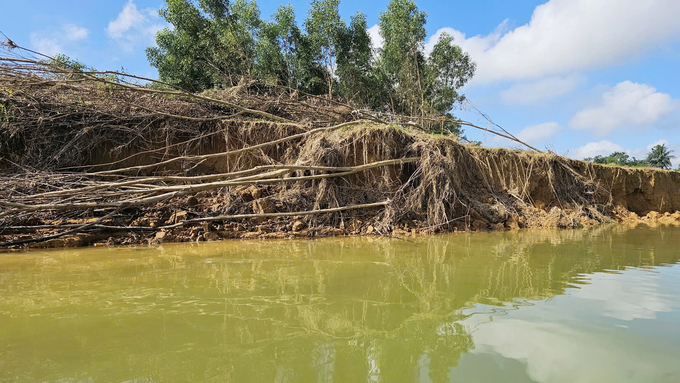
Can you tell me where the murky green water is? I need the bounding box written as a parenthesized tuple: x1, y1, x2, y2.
(2, 225, 680, 382)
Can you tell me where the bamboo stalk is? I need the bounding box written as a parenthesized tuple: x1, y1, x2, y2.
(0, 206, 124, 247)
(162, 200, 391, 229)
(1, 157, 418, 213)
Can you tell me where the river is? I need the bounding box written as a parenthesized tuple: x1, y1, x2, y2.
(2, 225, 680, 382)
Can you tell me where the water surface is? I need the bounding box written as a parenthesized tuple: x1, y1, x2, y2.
(2, 225, 680, 382)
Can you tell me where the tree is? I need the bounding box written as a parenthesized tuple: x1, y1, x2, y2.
(378, 0, 427, 116)
(336, 12, 383, 107)
(255, 5, 327, 94)
(646, 144, 675, 169)
(144, 0, 476, 132)
(425, 32, 475, 114)
(255, 5, 298, 88)
(305, 0, 345, 97)
(584, 152, 648, 167)
(147, 0, 260, 91)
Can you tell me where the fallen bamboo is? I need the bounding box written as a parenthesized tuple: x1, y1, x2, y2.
(96, 157, 421, 196)
(162, 200, 391, 229)
(25, 161, 408, 200)
(0, 206, 125, 247)
(1, 157, 419, 213)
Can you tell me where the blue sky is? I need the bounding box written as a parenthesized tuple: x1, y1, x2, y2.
(2, 0, 680, 165)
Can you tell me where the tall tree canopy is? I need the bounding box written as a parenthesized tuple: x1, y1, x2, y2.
(146, 0, 476, 132)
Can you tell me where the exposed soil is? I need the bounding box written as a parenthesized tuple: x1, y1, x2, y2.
(3, 125, 680, 249)
(2, 62, 680, 250)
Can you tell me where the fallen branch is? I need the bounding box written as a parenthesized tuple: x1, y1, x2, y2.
(163, 200, 391, 229)
(2, 157, 418, 213)
(0, 206, 125, 247)
(25, 161, 409, 200)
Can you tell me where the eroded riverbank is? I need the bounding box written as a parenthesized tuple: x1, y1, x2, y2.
(3, 71, 680, 249)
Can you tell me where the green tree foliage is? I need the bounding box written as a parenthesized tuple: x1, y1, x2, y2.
(376, 0, 475, 121)
(646, 144, 675, 169)
(586, 152, 638, 166)
(147, 0, 475, 134)
(305, 0, 345, 97)
(378, 0, 427, 115)
(51, 54, 88, 73)
(584, 144, 676, 169)
(256, 5, 301, 88)
(336, 12, 384, 107)
(147, 0, 261, 91)
(425, 33, 475, 114)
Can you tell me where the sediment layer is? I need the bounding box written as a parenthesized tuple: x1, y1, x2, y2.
(1, 67, 679, 249)
(2, 124, 680, 249)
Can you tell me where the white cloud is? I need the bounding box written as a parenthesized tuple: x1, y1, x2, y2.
(516, 122, 561, 143)
(422, 0, 680, 83)
(62, 24, 89, 42)
(501, 75, 582, 105)
(29, 23, 89, 57)
(107, 0, 166, 52)
(573, 140, 625, 159)
(569, 81, 676, 135)
(29, 33, 63, 57)
(367, 24, 383, 52)
(107, 0, 147, 39)
(423, 20, 509, 58)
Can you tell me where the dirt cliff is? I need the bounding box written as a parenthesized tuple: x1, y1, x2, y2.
(2, 123, 679, 249)
(1, 63, 679, 249)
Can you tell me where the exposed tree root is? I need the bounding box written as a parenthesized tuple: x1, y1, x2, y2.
(1, 56, 680, 249)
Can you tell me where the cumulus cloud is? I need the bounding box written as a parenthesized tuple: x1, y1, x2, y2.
(29, 24, 89, 57)
(107, 0, 166, 52)
(414, 0, 680, 83)
(62, 24, 89, 42)
(573, 140, 625, 159)
(569, 81, 676, 135)
(367, 24, 383, 52)
(516, 122, 561, 143)
(501, 75, 582, 105)
(29, 34, 63, 57)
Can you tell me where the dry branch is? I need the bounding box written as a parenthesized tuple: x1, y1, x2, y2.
(163, 201, 391, 229)
(0, 206, 125, 247)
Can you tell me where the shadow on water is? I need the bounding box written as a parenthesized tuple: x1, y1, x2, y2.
(1, 224, 680, 382)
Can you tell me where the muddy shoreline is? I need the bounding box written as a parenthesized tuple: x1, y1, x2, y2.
(3, 199, 680, 250)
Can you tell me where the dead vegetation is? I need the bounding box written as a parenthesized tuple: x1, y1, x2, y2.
(1, 54, 679, 249)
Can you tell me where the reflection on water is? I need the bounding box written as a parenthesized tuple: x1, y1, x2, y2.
(1, 225, 680, 382)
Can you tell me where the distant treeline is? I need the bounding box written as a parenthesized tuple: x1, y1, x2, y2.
(145, 0, 476, 124)
(584, 144, 676, 170)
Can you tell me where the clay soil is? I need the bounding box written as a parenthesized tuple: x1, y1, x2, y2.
(2, 64, 680, 250)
